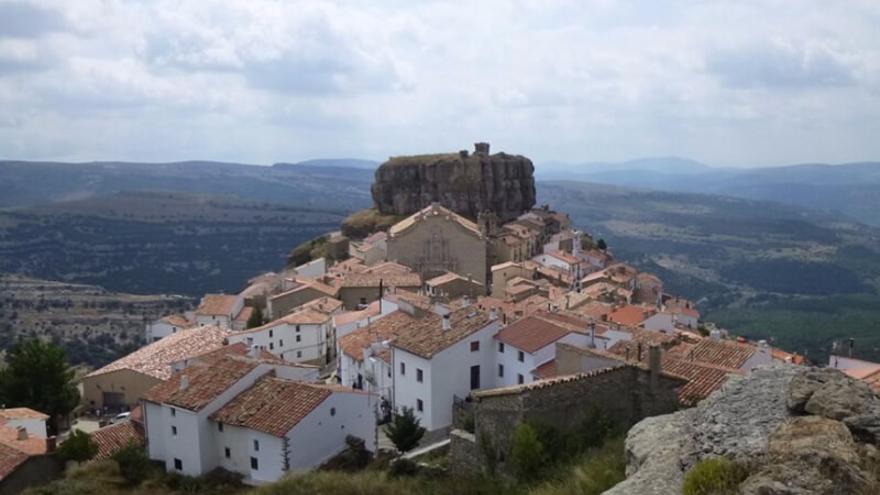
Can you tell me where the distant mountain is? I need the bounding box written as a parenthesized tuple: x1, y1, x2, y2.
(273, 158, 379, 170)
(536, 159, 880, 226)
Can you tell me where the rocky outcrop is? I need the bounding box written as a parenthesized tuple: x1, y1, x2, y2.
(370, 143, 536, 222)
(604, 366, 880, 495)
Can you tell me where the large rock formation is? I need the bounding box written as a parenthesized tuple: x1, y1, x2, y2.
(370, 142, 536, 222)
(604, 366, 880, 495)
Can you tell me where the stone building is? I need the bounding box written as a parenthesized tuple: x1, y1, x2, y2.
(386, 203, 488, 287)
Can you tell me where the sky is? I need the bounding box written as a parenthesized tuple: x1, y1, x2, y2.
(0, 0, 878, 167)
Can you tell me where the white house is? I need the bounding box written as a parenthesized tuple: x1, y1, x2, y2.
(493, 315, 589, 387)
(195, 294, 245, 330)
(642, 312, 676, 333)
(391, 306, 503, 431)
(146, 314, 194, 342)
(333, 299, 398, 340)
(0, 408, 48, 438)
(294, 258, 327, 280)
(142, 354, 372, 484)
(533, 250, 582, 279)
(227, 304, 336, 365)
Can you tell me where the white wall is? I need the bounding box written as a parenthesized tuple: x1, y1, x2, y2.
(643, 313, 675, 333)
(3, 417, 46, 438)
(196, 314, 231, 329)
(146, 321, 177, 342)
(228, 321, 331, 364)
(296, 258, 327, 279)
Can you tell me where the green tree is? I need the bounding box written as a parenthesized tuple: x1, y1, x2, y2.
(0, 339, 80, 434)
(246, 306, 265, 329)
(113, 442, 155, 485)
(596, 238, 608, 251)
(510, 423, 545, 482)
(383, 406, 425, 453)
(57, 429, 98, 463)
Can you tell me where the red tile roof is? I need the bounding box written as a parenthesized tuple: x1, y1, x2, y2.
(688, 339, 756, 370)
(209, 377, 339, 437)
(532, 360, 557, 379)
(86, 326, 227, 381)
(90, 421, 145, 461)
(607, 305, 655, 327)
(141, 356, 261, 412)
(196, 295, 239, 316)
(0, 408, 48, 421)
(339, 311, 417, 363)
(0, 425, 47, 456)
(392, 307, 495, 359)
(0, 441, 28, 480)
(495, 316, 572, 353)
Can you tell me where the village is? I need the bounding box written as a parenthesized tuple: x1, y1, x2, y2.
(2, 144, 878, 491)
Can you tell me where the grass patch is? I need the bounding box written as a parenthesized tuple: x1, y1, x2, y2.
(682, 457, 747, 495)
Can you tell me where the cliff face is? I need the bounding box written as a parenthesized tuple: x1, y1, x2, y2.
(604, 366, 880, 495)
(370, 143, 536, 221)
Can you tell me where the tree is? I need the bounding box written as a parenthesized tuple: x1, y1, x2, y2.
(113, 442, 155, 485)
(57, 429, 98, 463)
(510, 423, 544, 481)
(0, 339, 80, 434)
(383, 406, 425, 453)
(596, 238, 608, 251)
(246, 306, 265, 329)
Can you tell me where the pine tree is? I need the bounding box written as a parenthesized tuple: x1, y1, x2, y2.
(246, 306, 265, 328)
(597, 238, 608, 251)
(383, 406, 425, 453)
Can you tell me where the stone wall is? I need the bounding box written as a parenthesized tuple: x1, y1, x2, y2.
(451, 365, 683, 476)
(371, 144, 536, 222)
(448, 429, 481, 476)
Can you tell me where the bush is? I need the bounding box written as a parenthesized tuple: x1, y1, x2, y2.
(384, 407, 425, 453)
(112, 442, 154, 486)
(57, 429, 98, 463)
(682, 457, 747, 495)
(510, 423, 544, 482)
(388, 458, 419, 478)
(531, 436, 626, 495)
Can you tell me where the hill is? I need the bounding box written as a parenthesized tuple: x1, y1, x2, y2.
(0, 191, 347, 296)
(536, 159, 880, 226)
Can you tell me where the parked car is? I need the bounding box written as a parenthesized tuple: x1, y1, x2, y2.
(110, 412, 131, 424)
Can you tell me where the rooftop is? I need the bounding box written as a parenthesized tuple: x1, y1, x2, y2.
(210, 376, 345, 437)
(607, 305, 656, 327)
(196, 294, 239, 316)
(0, 408, 49, 421)
(90, 421, 145, 461)
(494, 315, 573, 353)
(339, 311, 417, 363)
(87, 325, 227, 381)
(389, 203, 482, 238)
(0, 441, 28, 480)
(392, 307, 495, 359)
(340, 271, 421, 288)
(141, 356, 261, 411)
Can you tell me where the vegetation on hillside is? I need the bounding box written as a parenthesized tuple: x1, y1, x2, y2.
(340, 208, 404, 239)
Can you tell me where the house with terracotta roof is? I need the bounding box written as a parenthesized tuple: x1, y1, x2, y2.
(195, 294, 245, 330)
(146, 314, 195, 342)
(227, 303, 338, 365)
(493, 315, 590, 387)
(268, 278, 340, 320)
(142, 355, 371, 484)
(425, 271, 484, 301)
(0, 407, 61, 493)
(533, 250, 583, 280)
(82, 325, 227, 410)
(607, 305, 656, 328)
(338, 271, 422, 310)
(349, 231, 387, 266)
(391, 305, 503, 431)
(89, 413, 145, 461)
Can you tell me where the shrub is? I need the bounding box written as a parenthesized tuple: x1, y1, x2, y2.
(384, 407, 425, 453)
(112, 442, 154, 486)
(531, 436, 626, 495)
(57, 429, 98, 463)
(388, 458, 419, 478)
(682, 457, 748, 495)
(510, 423, 544, 482)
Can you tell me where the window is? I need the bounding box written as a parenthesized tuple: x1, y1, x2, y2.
(330, 407, 336, 417)
(360, 297, 367, 306)
(416, 368, 423, 383)
(170, 407, 176, 417)
(218, 422, 224, 432)
(269, 329, 273, 338)
(174, 458, 182, 471)
(279, 339, 284, 347)
(416, 399, 423, 412)
(296, 351, 302, 358)
(517, 374, 524, 385)
(518, 350, 524, 362)
(470, 341, 480, 352)
(171, 426, 177, 436)
(250, 457, 259, 470)
(498, 342, 505, 353)
(296, 325, 301, 332)
(296, 335, 301, 343)
(224, 447, 230, 459)
(269, 342, 274, 350)
(498, 364, 504, 377)
(400, 362, 406, 375)
(253, 439, 260, 452)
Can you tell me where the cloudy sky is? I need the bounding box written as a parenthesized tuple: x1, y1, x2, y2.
(1, 0, 878, 167)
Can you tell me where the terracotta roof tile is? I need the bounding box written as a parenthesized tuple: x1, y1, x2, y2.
(339, 311, 417, 363)
(532, 360, 557, 379)
(688, 339, 757, 370)
(0, 425, 46, 456)
(495, 316, 572, 353)
(392, 307, 495, 359)
(0, 441, 28, 480)
(90, 421, 145, 461)
(607, 305, 656, 327)
(196, 295, 238, 316)
(87, 326, 227, 381)
(141, 356, 260, 411)
(341, 272, 421, 288)
(389, 203, 482, 238)
(160, 314, 193, 327)
(209, 377, 334, 437)
(0, 408, 48, 421)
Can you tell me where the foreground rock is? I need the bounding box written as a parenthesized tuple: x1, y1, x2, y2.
(604, 366, 880, 495)
(370, 142, 536, 222)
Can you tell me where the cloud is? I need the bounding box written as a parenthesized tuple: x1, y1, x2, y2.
(706, 41, 857, 89)
(0, 1, 64, 38)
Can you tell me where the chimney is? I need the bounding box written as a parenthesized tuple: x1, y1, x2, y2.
(709, 329, 722, 342)
(179, 374, 189, 391)
(462, 295, 470, 308)
(442, 313, 451, 331)
(249, 345, 260, 358)
(16, 426, 27, 441)
(648, 344, 661, 394)
(489, 308, 498, 321)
